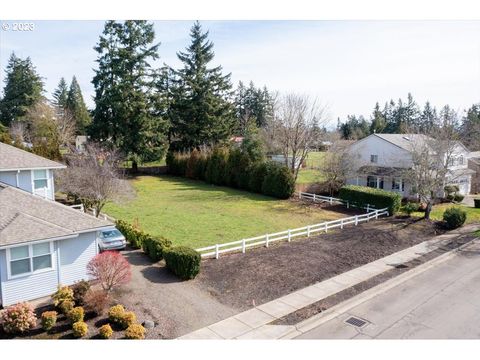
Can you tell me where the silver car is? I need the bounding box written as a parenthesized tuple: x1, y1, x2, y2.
(97, 228, 127, 252)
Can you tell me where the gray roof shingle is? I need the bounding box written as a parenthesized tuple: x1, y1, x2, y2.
(0, 183, 112, 247)
(0, 142, 66, 171)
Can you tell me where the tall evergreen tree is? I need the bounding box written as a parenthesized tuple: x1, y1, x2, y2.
(419, 101, 438, 133)
(89, 20, 169, 170)
(168, 21, 234, 150)
(0, 53, 44, 126)
(53, 77, 69, 109)
(370, 102, 386, 133)
(460, 104, 480, 150)
(234, 81, 273, 134)
(66, 76, 92, 134)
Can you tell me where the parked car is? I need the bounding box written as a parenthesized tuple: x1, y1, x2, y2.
(97, 228, 127, 252)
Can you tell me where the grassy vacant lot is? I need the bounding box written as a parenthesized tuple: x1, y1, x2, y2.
(104, 175, 347, 248)
(412, 203, 480, 224)
(296, 151, 326, 184)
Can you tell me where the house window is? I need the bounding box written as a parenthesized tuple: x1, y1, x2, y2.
(370, 155, 378, 163)
(458, 156, 464, 165)
(33, 170, 48, 190)
(8, 242, 53, 278)
(392, 178, 404, 192)
(367, 176, 377, 188)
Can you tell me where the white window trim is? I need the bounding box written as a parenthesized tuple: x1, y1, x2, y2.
(31, 169, 51, 199)
(6, 241, 55, 280)
(370, 154, 378, 164)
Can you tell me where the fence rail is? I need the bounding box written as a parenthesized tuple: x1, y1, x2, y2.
(195, 206, 389, 259)
(298, 191, 376, 212)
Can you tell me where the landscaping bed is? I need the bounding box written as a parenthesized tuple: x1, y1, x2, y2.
(195, 217, 445, 310)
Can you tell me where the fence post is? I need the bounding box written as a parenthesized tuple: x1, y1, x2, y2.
(375, 210, 379, 219)
(325, 222, 328, 233)
(92, 208, 97, 217)
(242, 239, 246, 253)
(307, 226, 311, 237)
(313, 193, 316, 202)
(355, 215, 358, 226)
(288, 229, 291, 242)
(215, 244, 219, 259)
(347, 201, 349, 209)
(330, 197, 333, 205)
(299, 192, 302, 199)
(341, 218, 344, 229)
(265, 234, 269, 248)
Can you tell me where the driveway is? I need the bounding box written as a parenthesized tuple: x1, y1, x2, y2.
(297, 239, 480, 339)
(112, 249, 238, 339)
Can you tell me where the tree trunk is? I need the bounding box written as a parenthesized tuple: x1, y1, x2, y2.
(131, 160, 138, 174)
(424, 201, 432, 220)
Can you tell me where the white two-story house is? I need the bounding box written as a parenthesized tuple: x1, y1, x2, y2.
(345, 133, 473, 198)
(0, 142, 113, 306)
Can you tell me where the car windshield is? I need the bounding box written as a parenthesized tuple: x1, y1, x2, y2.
(101, 229, 122, 239)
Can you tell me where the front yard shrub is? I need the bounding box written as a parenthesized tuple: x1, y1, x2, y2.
(59, 300, 75, 315)
(108, 305, 126, 324)
(116, 219, 147, 249)
(67, 307, 85, 324)
(84, 289, 111, 315)
(0, 302, 37, 334)
(72, 321, 88, 338)
(164, 246, 201, 280)
(443, 207, 467, 229)
(248, 162, 269, 193)
(72, 280, 90, 305)
(98, 324, 113, 339)
(41, 311, 57, 331)
(454, 194, 465, 203)
(262, 163, 295, 199)
(124, 324, 146, 339)
(142, 235, 172, 262)
(403, 202, 419, 216)
(87, 251, 131, 291)
(339, 185, 401, 215)
(119, 311, 136, 329)
(52, 285, 74, 307)
(474, 199, 480, 209)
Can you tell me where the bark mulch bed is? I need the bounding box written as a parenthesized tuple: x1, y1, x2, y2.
(270, 231, 478, 326)
(195, 216, 446, 311)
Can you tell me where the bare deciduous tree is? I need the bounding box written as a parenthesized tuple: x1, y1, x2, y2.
(271, 93, 326, 181)
(322, 133, 356, 195)
(56, 143, 131, 217)
(53, 107, 77, 147)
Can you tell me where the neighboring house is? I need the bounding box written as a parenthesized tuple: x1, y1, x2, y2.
(270, 155, 303, 169)
(0, 183, 112, 306)
(75, 135, 89, 152)
(0, 142, 66, 200)
(345, 133, 473, 198)
(468, 151, 480, 194)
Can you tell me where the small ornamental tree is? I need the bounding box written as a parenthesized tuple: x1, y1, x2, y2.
(86, 251, 131, 292)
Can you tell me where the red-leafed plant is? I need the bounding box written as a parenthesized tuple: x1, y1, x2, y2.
(86, 251, 131, 292)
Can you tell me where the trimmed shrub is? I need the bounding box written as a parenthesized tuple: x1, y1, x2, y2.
(98, 324, 113, 339)
(125, 324, 146, 339)
(454, 194, 465, 203)
(108, 305, 126, 324)
(338, 185, 402, 215)
(72, 280, 90, 305)
(443, 207, 467, 229)
(67, 307, 85, 324)
(59, 300, 75, 315)
(205, 147, 229, 185)
(84, 289, 111, 316)
(164, 246, 201, 280)
(248, 162, 269, 193)
(0, 302, 37, 334)
(41, 311, 57, 331)
(166, 151, 188, 176)
(444, 184, 459, 195)
(142, 235, 172, 262)
(72, 321, 88, 338)
(474, 199, 480, 209)
(262, 163, 295, 199)
(403, 202, 419, 216)
(116, 219, 147, 249)
(185, 149, 208, 180)
(52, 285, 74, 307)
(87, 251, 131, 291)
(118, 311, 136, 329)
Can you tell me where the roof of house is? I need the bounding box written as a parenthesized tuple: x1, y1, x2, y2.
(0, 142, 66, 171)
(0, 183, 112, 247)
(373, 133, 431, 152)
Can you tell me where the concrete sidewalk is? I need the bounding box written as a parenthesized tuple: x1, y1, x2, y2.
(179, 224, 480, 339)
(296, 239, 480, 339)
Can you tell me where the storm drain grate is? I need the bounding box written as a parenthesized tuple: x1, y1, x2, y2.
(345, 316, 368, 328)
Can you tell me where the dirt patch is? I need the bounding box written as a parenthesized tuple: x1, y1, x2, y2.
(195, 217, 445, 311)
(270, 231, 477, 326)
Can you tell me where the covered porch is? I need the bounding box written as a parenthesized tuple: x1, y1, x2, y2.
(350, 165, 411, 198)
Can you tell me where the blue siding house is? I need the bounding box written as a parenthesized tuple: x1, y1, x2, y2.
(0, 143, 113, 306)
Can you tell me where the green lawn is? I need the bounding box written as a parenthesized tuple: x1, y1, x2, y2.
(304, 151, 326, 169)
(122, 158, 166, 168)
(411, 203, 480, 224)
(296, 151, 326, 184)
(104, 175, 345, 248)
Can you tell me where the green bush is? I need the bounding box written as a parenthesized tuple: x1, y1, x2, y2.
(262, 163, 295, 199)
(443, 207, 467, 229)
(185, 149, 208, 180)
(52, 285, 74, 308)
(142, 235, 172, 262)
(98, 324, 113, 339)
(125, 324, 146, 339)
(454, 194, 465, 203)
(474, 199, 480, 209)
(116, 220, 148, 249)
(166, 151, 188, 176)
(338, 185, 401, 215)
(164, 246, 201, 280)
(205, 147, 229, 185)
(403, 202, 419, 216)
(41, 311, 57, 331)
(444, 184, 459, 195)
(72, 321, 88, 338)
(248, 162, 269, 193)
(67, 307, 85, 324)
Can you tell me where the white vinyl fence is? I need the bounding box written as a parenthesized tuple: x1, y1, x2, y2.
(298, 191, 377, 212)
(195, 206, 389, 259)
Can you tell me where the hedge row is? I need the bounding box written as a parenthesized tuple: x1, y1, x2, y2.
(115, 220, 201, 280)
(338, 185, 401, 215)
(166, 148, 295, 199)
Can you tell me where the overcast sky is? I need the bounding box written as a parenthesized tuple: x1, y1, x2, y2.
(1, 20, 479, 126)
